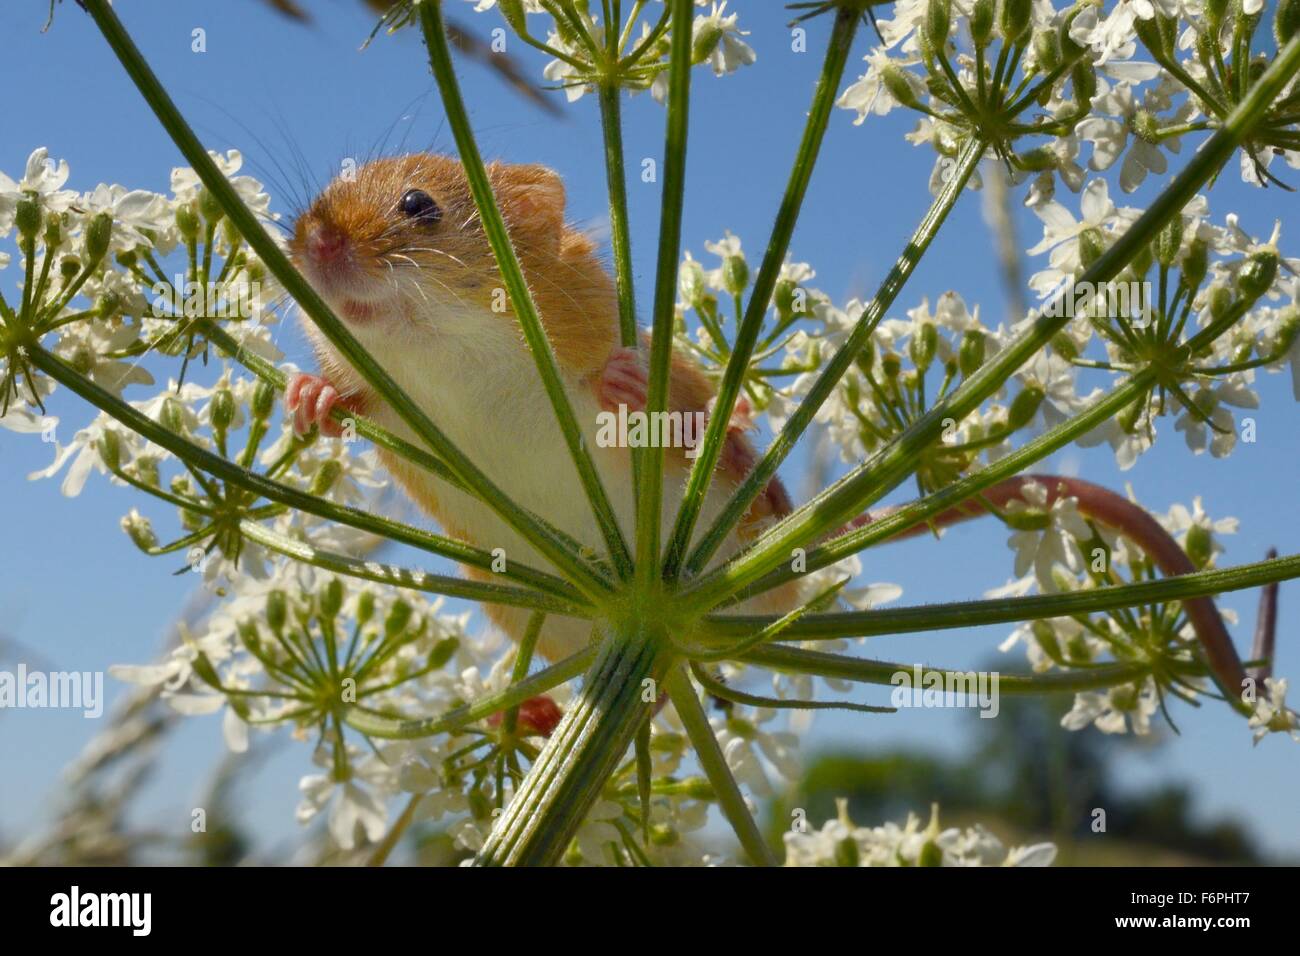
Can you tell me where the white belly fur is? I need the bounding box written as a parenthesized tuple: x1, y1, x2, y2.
(346, 307, 768, 659)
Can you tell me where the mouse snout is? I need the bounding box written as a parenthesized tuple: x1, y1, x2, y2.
(305, 222, 350, 267)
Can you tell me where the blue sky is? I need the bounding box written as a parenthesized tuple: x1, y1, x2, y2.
(1, 1, 1296, 857)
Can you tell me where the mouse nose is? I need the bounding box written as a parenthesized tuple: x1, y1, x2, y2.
(306, 223, 350, 265)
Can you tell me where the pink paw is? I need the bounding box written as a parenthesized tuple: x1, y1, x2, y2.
(596, 347, 648, 413)
(286, 373, 344, 438)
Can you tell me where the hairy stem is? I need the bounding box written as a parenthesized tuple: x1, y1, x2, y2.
(662, 3, 861, 579)
(417, 0, 634, 579)
(474, 626, 671, 865)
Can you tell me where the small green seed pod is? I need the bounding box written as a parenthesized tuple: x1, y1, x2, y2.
(1277, 0, 1300, 44)
(319, 577, 344, 620)
(1155, 216, 1183, 268)
(266, 589, 288, 634)
(972, 0, 996, 47)
(999, 0, 1032, 45)
(1008, 385, 1045, 428)
(85, 211, 114, 262)
(924, 0, 952, 50)
(1182, 236, 1209, 291)
(1237, 248, 1279, 301)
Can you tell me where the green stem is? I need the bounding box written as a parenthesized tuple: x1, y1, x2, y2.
(344, 644, 597, 740)
(661, 3, 860, 580)
(724, 374, 1152, 604)
(684, 136, 988, 577)
(686, 35, 1300, 604)
(84, 0, 608, 597)
(417, 0, 633, 580)
(741, 644, 1167, 696)
(635, 0, 694, 586)
(241, 521, 587, 616)
(665, 666, 778, 866)
(597, 82, 638, 348)
(705, 551, 1300, 642)
(475, 627, 671, 865)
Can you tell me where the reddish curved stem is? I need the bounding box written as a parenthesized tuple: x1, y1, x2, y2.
(1252, 547, 1279, 683)
(848, 474, 1249, 701)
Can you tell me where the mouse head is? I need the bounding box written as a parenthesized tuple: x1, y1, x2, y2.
(290, 153, 567, 326)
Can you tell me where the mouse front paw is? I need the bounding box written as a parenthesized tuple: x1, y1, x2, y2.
(286, 373, 346, 438)
(595, 346, 648, 414)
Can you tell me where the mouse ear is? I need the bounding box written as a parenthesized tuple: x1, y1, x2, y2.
(488, 162, 565, 254)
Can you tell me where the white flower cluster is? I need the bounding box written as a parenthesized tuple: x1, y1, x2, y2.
(784, 800, 1056, 867)
(479, 0, 757, 104)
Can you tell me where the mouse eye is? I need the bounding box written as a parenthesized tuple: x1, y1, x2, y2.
(399, 189, 441, 224)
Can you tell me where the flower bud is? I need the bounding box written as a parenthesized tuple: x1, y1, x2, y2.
(497, 0, 528, 33)
(427, 636, 459, 670)
(678, 257, 706, 309)
(924, 0, 952, 50)
(1185, 522, 1214, 567)
(59, 255, 81, 280)
(1277, 0, 1300, 44)
(881, 351, 902, 379)
(309, 459, 343, 496)
(835, 836, 861, 867)
(876, 64, 919, 111)
(1032, 28, 1061, 71)
(1071, 61, 1096, 108)
(97, 429, 122, 470)
(210, 387, 236, 432)
(85, 212, 113, 262)
(159, 396, 187, 434)
(1079, 228, 1107, 269)
(1059, 5, 1087, 60)
(1155, 216, 1183, 268)
(1031, 619, 1064, 664)
(999, 0, 1032, 45)
(133, 456, 161, 488)
(266, 589, 287, 634)
(251, 378, 276, 420)
(384, 599, 413, 638)
(693, 20, 724, 65)
(319, 577, 344, 619)
(1208, 284, 1234, 322)
(44, 211, 63, 248)
(958, 330, 986, 376)
(120, 510, 157, 551)
(1133, 12, 1168, 57)
(15, 197, 40, 239)
(721, 254, 749, 297)
(1008, 385, 1045, 428)
(1237, 248, 1279, 302)
(918, 839, 944, 867)
(198, 187, 224, 225)
(356, 589, 376, 626)
(774, 277, 799, 317)
(909, 322, 938, 372)
(1182, 236, 1209, 291)
(1050, 331, 1079, 361)
(176, 202, 200, 243)
(971, 0, 996, 47)
(1015, 146, 1056, 172)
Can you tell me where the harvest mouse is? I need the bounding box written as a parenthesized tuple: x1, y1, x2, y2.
(286, 154, 794, 659)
